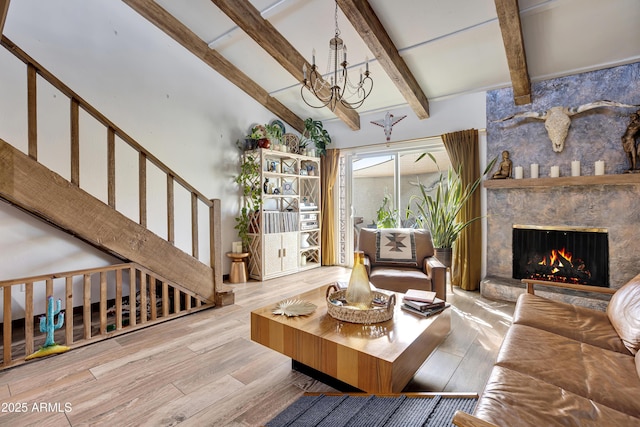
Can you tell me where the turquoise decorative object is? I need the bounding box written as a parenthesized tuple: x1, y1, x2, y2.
(26, 296, 70, 360)
(41, 296, 64, 347)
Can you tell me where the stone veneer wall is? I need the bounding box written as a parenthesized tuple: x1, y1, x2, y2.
(485, 62, 640, 299)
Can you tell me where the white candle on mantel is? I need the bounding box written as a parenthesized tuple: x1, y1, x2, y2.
(595, 160, 605, 176)
(514, 166, 523, 179)
(550, 166, 560, 178)
(530, 164, 539, 178)
(571, 160, 581, 177)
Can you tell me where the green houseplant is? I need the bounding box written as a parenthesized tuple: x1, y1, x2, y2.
(234, 152, 262, 251)
(301, 118, 332, 156)
(375, 192, 398, 228)
(407, 153, 496, 266)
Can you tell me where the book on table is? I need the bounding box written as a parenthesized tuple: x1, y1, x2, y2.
(402, 297, 445, 312)
(404, 289, 436, 303)
(401, 303, 450, 318)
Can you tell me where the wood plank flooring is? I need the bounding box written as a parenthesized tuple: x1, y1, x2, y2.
(0, 266, 515, 426)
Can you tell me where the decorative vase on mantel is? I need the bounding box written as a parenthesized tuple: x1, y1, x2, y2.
(434, 247, 452, 269)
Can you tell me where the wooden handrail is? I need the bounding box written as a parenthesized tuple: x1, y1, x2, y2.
(0, 35, 222, 280)
(1, 262, 211, 369)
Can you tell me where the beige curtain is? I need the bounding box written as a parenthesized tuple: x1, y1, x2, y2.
(441, 129, 482, 291)
(321, 148, 340, 265)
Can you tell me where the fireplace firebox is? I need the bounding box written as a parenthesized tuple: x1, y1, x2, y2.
(512, 225, 609, 287)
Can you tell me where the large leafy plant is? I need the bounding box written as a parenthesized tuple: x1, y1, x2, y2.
(301, 118, 332, 156)
(407, 153, 496, 249)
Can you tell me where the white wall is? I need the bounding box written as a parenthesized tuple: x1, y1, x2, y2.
(0, 1, 491, 291)
(0, 0, 283, 282)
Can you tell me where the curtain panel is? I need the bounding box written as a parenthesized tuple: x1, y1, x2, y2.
(321, 148, 340, 265)
(441, 129, 482, 291)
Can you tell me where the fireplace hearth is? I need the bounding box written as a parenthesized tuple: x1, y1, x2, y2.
(512, 225, 609, 287)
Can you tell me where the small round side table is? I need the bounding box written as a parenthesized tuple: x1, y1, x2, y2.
(226, 252, 249, 283)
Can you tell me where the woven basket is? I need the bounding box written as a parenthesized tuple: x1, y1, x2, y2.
(325, 284, 396, 324)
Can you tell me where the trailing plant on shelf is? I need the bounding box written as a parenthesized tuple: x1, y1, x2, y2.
(234, 153, 262, 251)
(301, 118, 332, 156)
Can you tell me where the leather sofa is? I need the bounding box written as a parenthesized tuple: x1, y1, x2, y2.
(453, 273, 640, 426)
(358, 228, 446, 301)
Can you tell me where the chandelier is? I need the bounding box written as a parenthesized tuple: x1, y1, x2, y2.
(301, 0, 373, 111)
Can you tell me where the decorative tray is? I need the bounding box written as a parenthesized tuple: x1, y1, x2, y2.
(325, 284, 396, 324)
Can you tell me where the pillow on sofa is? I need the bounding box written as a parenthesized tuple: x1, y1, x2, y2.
(607, 274, 640, 355)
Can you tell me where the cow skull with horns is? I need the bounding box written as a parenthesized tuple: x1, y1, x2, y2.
(495, 100, 640, 152)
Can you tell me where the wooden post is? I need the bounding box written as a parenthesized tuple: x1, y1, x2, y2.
(191, 193, 199, 259)
(167, 175, 174, 244)
(70, 98, 80, 186)
(3, 286, 12, 366)
(83, 274, 91, 339)
(27, 63, 37, 160)
(107, 127, 116, 208)
(65, 276, 73, 345)
(210, 199, 222, 291)
(24, 282, 34, 355)
(139, 152, 147, 227)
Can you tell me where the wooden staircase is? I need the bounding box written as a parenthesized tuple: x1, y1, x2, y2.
(0, 35, 232, 368)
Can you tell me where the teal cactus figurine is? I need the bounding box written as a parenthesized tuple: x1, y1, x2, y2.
(41, 296, 64, 347)
(26, 296, 70, 361)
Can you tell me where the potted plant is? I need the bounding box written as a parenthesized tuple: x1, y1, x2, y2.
(234, 152, 262, 251)
(301, 118, 332, 156)
(375, 192, 398, 228)
(406, 153, 496, 267)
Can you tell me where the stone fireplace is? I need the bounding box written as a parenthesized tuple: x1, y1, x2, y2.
(512, 225, 609, 288)
(483, 62, 640, 308)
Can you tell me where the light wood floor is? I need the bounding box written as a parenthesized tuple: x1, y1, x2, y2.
(0, 266, 515, 426)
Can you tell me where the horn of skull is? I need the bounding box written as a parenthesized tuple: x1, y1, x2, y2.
(495, 101, 640, 152)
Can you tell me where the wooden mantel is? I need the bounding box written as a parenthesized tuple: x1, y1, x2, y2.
(484, 173, 640, 189)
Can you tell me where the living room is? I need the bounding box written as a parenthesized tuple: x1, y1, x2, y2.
(1, 1, 640, 426)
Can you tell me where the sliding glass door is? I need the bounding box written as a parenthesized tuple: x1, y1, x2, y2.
(338, 147, 450, 266)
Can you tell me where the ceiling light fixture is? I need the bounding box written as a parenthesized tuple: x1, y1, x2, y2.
(301, 0, 373, 111)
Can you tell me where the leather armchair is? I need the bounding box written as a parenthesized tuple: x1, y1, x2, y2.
(358, 228, 447, 301)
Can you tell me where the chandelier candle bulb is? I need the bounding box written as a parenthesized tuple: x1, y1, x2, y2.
(550, 166, 560, 178)
(530, 163, 539, 178)
(514, 166, 523, 179)
(571, 160, 581, 176)
(595, 160, 605, 175)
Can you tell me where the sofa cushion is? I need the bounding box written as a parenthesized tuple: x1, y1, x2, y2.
(607, 273, 640, 355)
(475, 366, 640, 427)
(514, 292, 630, 354)
(494, 324, 640, 416)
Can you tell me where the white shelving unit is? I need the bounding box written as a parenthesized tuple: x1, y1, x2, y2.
(244, 148, 321, 280)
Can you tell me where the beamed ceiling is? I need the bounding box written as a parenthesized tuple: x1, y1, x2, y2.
(2, 0, 639, 134)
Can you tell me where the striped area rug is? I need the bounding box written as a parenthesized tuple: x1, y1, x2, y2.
(265, 393, 477, 427)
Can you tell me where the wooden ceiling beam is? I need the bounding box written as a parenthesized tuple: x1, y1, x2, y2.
(337, 0, 429, 119)
(210, 0, 360, 131)
(122, 0, 305, 133)
(0, 0, 10, 35)
(494, 0, 532, 105)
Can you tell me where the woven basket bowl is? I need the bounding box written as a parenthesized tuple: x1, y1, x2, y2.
(325, 284, 396, 324)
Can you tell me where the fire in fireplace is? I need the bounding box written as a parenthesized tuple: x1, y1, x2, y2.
(512, 225, 609, 287)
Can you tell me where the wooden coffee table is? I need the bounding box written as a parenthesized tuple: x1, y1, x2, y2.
(250, 284, 451, 393)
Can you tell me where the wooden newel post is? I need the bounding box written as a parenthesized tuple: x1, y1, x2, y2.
(210, 199, 223, 292)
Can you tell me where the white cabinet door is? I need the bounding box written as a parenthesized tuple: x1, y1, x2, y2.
(281, 232, 299, 272)
(263, 233, 282, 277)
